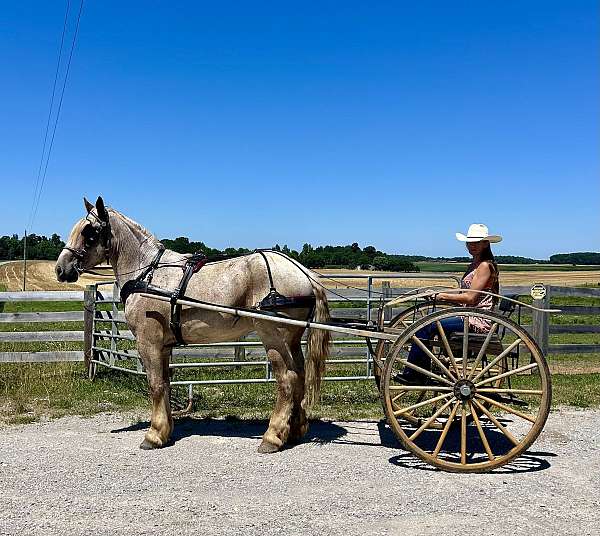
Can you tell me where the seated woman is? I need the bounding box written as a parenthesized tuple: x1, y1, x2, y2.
(401, 223, 502, 384)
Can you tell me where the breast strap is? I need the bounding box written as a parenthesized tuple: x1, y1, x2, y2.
(120, 250, 208, 345)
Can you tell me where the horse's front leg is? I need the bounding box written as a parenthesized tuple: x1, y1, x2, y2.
(138, 342, 173, 449)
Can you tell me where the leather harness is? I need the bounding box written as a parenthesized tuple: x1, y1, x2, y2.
(120, 249, 315, 345)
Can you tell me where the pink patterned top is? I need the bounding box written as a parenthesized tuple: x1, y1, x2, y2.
(461, 266, 495, 332)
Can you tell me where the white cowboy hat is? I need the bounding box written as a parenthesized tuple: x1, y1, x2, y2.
(455, 223, 502, 243)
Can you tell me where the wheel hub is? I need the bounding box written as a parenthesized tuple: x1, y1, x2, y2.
(454, 379, 476, 401)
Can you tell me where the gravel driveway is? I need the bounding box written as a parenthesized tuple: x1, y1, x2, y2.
(1, 408, 599, 536)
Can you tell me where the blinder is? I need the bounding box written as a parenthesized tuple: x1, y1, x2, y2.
(61, 210, 112, 270)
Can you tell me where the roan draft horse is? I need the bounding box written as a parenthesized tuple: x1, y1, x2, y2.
(55, 197, 330, 452)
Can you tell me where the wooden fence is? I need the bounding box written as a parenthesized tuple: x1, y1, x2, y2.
(0, 283, 599, 365)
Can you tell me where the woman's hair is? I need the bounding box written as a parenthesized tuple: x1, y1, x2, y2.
(463, 242, 500, 299)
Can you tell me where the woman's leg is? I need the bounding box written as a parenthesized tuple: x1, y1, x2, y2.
(402, 316, 465, 382)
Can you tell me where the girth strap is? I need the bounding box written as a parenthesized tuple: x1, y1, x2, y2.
(170, 254, 208, 345)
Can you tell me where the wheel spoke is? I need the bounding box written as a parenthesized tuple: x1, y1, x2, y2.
(475, 394, 537, 424)
(433, 401, 460, 456)
(396, 359, 454, 386)
(436, 321, 460, 377)
(389, 385, 452, 392)
(469, 401, 494, 461)
(462, 317, 469, 377)
(392, 392, 452, 417)
(475, 362, 539, 388)
(460, 403, 467, 465)
(466, 323, 499, 380)
(409, 397, 456, 441)
(391, 390, 409, 405)
(471, 399, 519, 446)
(411, 336, 457, 382)
(477, 388, 543, 395)
(471, 338, 521, 383)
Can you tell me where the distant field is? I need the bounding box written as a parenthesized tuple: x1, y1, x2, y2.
(318, 267, 600, 289)
(416, 262, 600, 272)
(1, 260, 599, 291)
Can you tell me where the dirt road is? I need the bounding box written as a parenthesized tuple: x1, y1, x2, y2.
(1, 409, 598, 535)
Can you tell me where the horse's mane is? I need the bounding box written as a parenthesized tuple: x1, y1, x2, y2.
(108, 208, 161, 247)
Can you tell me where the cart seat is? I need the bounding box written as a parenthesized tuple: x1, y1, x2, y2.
(447, 332, 504, 356)
(443, 294, 520, 356)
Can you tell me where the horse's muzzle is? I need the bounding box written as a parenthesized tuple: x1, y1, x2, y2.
(55, 262, 79, 283)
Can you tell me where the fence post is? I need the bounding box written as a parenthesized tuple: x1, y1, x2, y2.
(234, 335, 246, 368)
(366, 276, 373, 322)
(83, 285, 95, 375)
(531, 287, 550, 355)
(382, 281, 392, 322)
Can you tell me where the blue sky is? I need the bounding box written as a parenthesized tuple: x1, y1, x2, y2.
(1, 1, 598, 258)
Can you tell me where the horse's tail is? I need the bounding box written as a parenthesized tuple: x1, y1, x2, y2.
(304, 282, 331, 409)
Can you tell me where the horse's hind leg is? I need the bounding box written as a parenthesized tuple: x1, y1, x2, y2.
(138, 343, 173, 449)
(256, 325, 304, 453)
(288, 336, 308, 444)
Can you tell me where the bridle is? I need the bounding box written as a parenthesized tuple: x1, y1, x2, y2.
(62, 210, 112, 273)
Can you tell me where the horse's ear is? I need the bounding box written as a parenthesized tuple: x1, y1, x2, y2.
(83, 197, 94, 213)
(96, 196, 109, 221)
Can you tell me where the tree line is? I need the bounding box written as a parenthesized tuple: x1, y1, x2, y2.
(161, 238, 420, 271)
(1, 233, 598, 268)
(549, 252, 600, 265)
(0, 234, 64, 261)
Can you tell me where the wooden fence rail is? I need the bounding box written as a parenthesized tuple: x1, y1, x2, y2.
(0, 282, 599, 364)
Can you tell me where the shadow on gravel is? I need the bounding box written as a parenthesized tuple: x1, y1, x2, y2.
(110, 417, 348, 448)
(388, 451, 554, 473)
(382, 411, 557, 473)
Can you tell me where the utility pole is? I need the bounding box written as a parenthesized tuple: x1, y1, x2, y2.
(23, 229, 27, 291)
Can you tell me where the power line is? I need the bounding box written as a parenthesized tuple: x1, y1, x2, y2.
(27, 0, 71, 231)
(29, 0, 84, 229)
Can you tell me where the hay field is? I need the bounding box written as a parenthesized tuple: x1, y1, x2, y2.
(0, 260, 112, 291)
(0, 260, 598, 291)
(316, 267, 600, 290)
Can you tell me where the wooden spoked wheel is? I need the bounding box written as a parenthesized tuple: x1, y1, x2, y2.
(373, 300, 454, 389)
(381, 308, 551, 472)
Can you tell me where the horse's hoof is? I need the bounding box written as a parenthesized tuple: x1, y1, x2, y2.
(140, 438, 159, 450)
(257, 440, 280, 454)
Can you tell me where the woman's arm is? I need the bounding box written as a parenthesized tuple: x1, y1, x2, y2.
(436, 262, 492, 305)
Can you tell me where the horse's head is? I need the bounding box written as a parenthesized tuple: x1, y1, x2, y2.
(55, 196, 112, 283)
